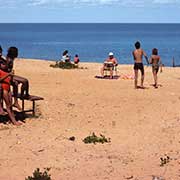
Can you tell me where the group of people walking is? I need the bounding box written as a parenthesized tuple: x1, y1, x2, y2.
(101, 41, 162, 89)
(0, 46, 30, 126)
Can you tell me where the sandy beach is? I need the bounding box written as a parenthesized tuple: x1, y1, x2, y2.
(0, 58, 180, 180)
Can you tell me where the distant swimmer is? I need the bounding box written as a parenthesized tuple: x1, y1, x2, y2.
(132, 41, 149, 89)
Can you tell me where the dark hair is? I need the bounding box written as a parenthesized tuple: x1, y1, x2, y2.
(7, 47, 18, 59)
(135, 41, 141, 49)
(63, 50, 68, 56)
(0, 46, 2, 53)
(75, 54, 78, 57)
(152, 48, 158, 55)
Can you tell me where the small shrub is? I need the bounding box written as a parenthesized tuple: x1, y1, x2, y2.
(83, 132, 111, 144)
(160, 155, 170, 166)
(25, 168, 51, 180)
(50, 61, 78, 69)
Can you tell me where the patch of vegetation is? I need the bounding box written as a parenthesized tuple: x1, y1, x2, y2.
(50, 61, 78, 69)
(25, 168, 51, 180)
(83, 132, 111, 144)
(160, 155, 170, 166)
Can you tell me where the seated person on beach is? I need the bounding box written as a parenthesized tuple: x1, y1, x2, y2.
(74, 54, 80, 64)
(0, 46, 5, 115)
(0, 57, 22, 125)
(101, 52, 118, 79)
(6, 47, 30, 110)
(132, 41, 149, 89)
(61, 50, 71, 62)
(149, 48, 162, 88)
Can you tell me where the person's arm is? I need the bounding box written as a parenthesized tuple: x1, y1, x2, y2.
(114, 58, 118, 66)
(149, 56, 152, 64)
(132, 51, 135, 60)
(143, 50, 149, 64)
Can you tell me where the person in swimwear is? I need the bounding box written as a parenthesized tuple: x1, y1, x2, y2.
(62, 50, 71, 62)
(0, 57, 22, 125)
(149, 48, 162, 88)
(132, 41, 149, 89)
(74, 54, 80, 64)
(0, 46, 6, 115)
(101, 52, 118, 79)
(6, 47, 30, 110)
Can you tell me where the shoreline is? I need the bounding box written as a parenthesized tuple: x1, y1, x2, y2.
(18, 58, 179, 68)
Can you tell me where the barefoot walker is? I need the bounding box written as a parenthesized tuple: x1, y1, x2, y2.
(149, 48, 162, 88)
(132, 41, 149, 89)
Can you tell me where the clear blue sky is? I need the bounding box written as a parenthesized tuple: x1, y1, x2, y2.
(0, 0, 180, 23)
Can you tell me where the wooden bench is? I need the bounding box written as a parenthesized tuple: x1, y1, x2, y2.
(15, 94, 44, 116)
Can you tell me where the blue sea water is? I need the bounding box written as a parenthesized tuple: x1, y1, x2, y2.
(0, 23, 180, 66)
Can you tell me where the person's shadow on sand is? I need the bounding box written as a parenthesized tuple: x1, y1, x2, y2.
(136, 86, 149, 89)
(0, 111, 26, 125)
(150, 84, 163, 88)
(95, 75, 120, 80)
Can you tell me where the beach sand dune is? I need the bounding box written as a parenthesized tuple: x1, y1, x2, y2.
(0, 59, 180, 180)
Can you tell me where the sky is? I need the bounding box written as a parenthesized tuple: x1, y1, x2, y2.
(0, 0, 180, 23)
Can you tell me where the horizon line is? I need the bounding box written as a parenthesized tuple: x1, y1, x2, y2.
(0, 22, 180, 24)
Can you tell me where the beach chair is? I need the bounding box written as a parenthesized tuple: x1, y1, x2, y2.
(104, 62, 118, 77)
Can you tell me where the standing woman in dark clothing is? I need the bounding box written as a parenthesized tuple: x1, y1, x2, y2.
(6, 47, 30, 110)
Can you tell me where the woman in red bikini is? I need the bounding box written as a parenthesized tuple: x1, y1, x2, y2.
(0, 57, 21, 126)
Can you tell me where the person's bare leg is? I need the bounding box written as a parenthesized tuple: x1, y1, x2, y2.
(101, 66, 105, 77)
(0, 86, 6, 115)
(153, 71, 158, 88)
(3, 90, 22, 126)
(13, 82, 22, 111)
(12, 80, 22, 111)
(134, 70, 138, 89)
(110, 69, 113, 79)
(13, 75, 30, 99)
(141, 74, 144, 88)
(20, 78, 29, 98)
(0, 100, 6, 115)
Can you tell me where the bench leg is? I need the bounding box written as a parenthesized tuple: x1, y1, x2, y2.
(21, 99, 26, 118)
(32, 100, 35, 116)
(22, 99, 25, 112)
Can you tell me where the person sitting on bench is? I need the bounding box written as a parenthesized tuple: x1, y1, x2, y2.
(6, 47, 30, 110)
(0, 57, 22, 125)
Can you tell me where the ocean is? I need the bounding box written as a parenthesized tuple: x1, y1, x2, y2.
(0, 23, 180, 66)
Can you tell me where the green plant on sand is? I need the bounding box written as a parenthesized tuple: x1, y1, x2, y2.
(50, 61, 78, 69)
(83, 132, 111, 144)
(25, 168, 51, 180)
